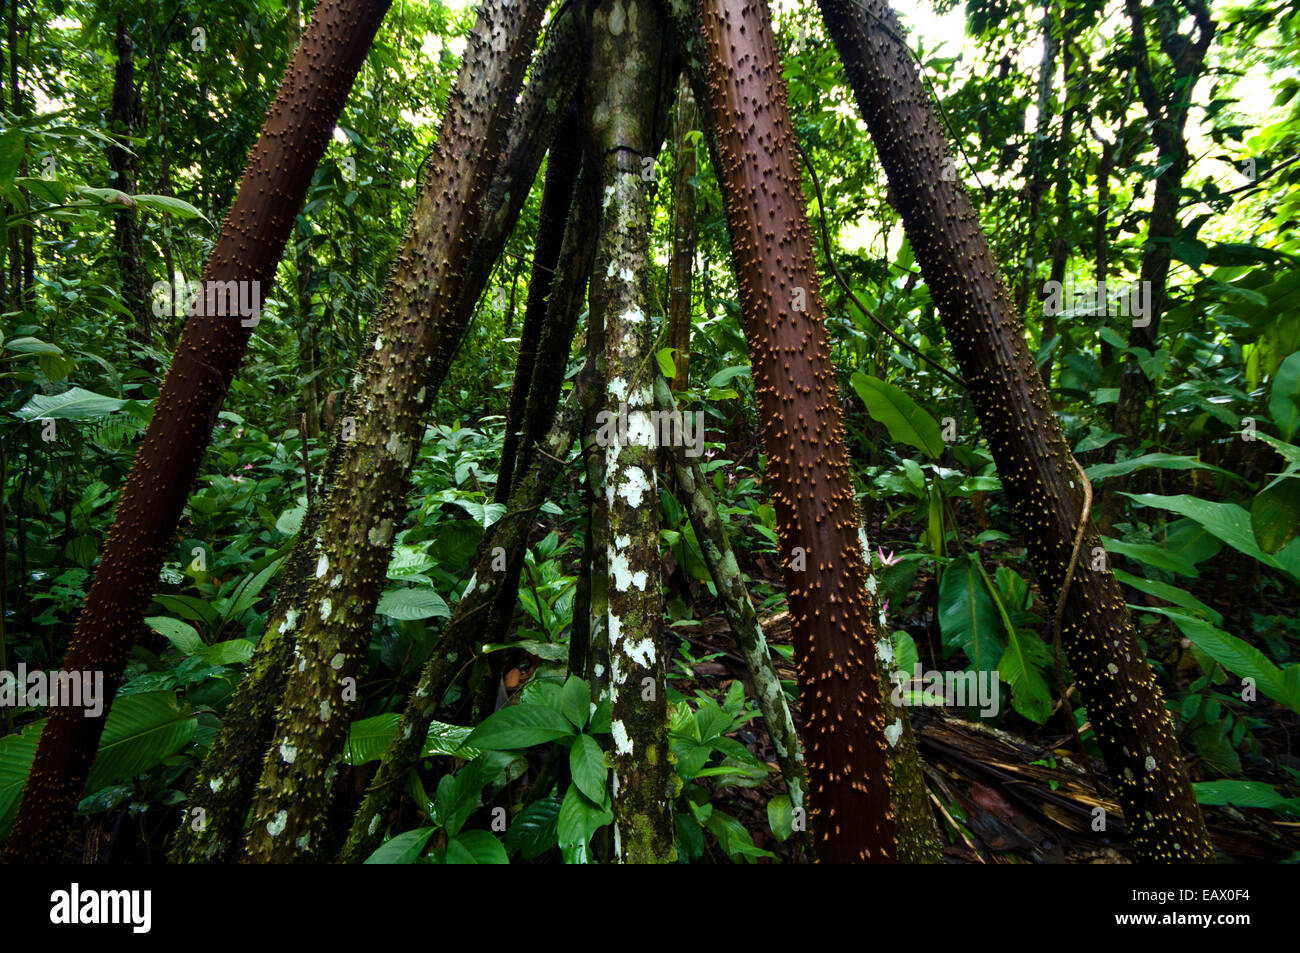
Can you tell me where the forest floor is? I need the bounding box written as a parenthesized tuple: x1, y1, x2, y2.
(666, 600, 1300, 864)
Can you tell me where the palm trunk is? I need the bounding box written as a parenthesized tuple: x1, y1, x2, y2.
(817, 0, 1214, 862)
(689, 0, 898, 862)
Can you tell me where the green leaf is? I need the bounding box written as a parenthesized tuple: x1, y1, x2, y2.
(569, 734, 608, 803)
(1123, 493, 1300, 583)
(145, 616, 204, 655)
(220, 557, 285, 623)
(11, 386, 129, 421)
(445, 829, 508, 864)
(2, 336, 63, 357)
(850, 372, 944, 459)
(465, 704, 575, 750)
(1139, 608, 1299, 713)
(1102, 537, 1198, 577)
(656, 347, 676, 379)
(979, 559, 1051, 724)
(706, 365, 750, 388)
(342, 713, 399, 765)
(86, 692, 198, 791)
(557, 783, 613, 848)
(425, 720, 479, 759)
(0, 721, 43, 839)
(364, 827, 435, 864)
(560, 675, 590, 729)
(197, 638, 254, 666)
(1252, 474, 1300, 554)
(131, 193, 210, 223)
(938, 554, 1004, 673)
(1270, 350, 1300, 440)
(1171, 234, 1209, 266)
(1193, 780, 1300, 814)
(1084, 452, 1233, 483)
(767, 793, 794, 842)
(275, 503, 306, 536)
(376, 587, 450, 621)
(505, 795, 561, 859)
(1111, 569, 1223, 625)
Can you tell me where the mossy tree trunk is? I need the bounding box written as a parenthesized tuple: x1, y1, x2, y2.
(584, 0, 677, 864)
(4, 0, 394, 865)
(817, 0, 1215, 862)
(240, 0, 547, 863)
(652, 376, 806, 811)
(691, 0, 897, 862)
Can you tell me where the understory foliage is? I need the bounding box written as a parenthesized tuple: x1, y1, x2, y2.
(1, 0, 1298, 863)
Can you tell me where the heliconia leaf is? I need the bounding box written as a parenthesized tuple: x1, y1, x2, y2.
(938, 554, 1004, 675)
(86, 692, 198, 791)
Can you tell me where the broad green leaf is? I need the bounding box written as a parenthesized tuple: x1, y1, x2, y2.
(1270, 349, 1300, 440)
(505, 795, 561, 859)
(1111, 569, 1223, 624)
(767, 793, 794, 842)
(86, 692, 198, 791)
(979, 560, 1051, 723)
(557, 783, 613, 848)
(445, 829, 508, 864)
(12, 386, 128, 421)
(1194, 780, 1300, 814)
(560, 675, 590, 729)
(425, 720, 479, 759)
(376, 587, 450, 621)
(275, 503, 306, 536)
(220, 557, 285, 623)
(2, 336, 63, 357)
(1084, 452, 1232, 483)
(364, 827, 434, 864)
(0, 721, 43, 839)
(197, 638, 254, 666)
(131, 193, 210, 222)
(656, 347, 676, 379)
(1252, 474, 1300, 553)
(706, 365, 750, 388)
(938, 554, 1004, 674)
(850, 372, 944, 459)
(465, 704, 574, 749)
(568, 734, 607, 803)
(342, 713, 399, 765)
(1123, 493, 1300, 583)
(145, 616, 204, 655)
(1137, 608, 1299, 713)
(1102, 537, 1198, 577)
